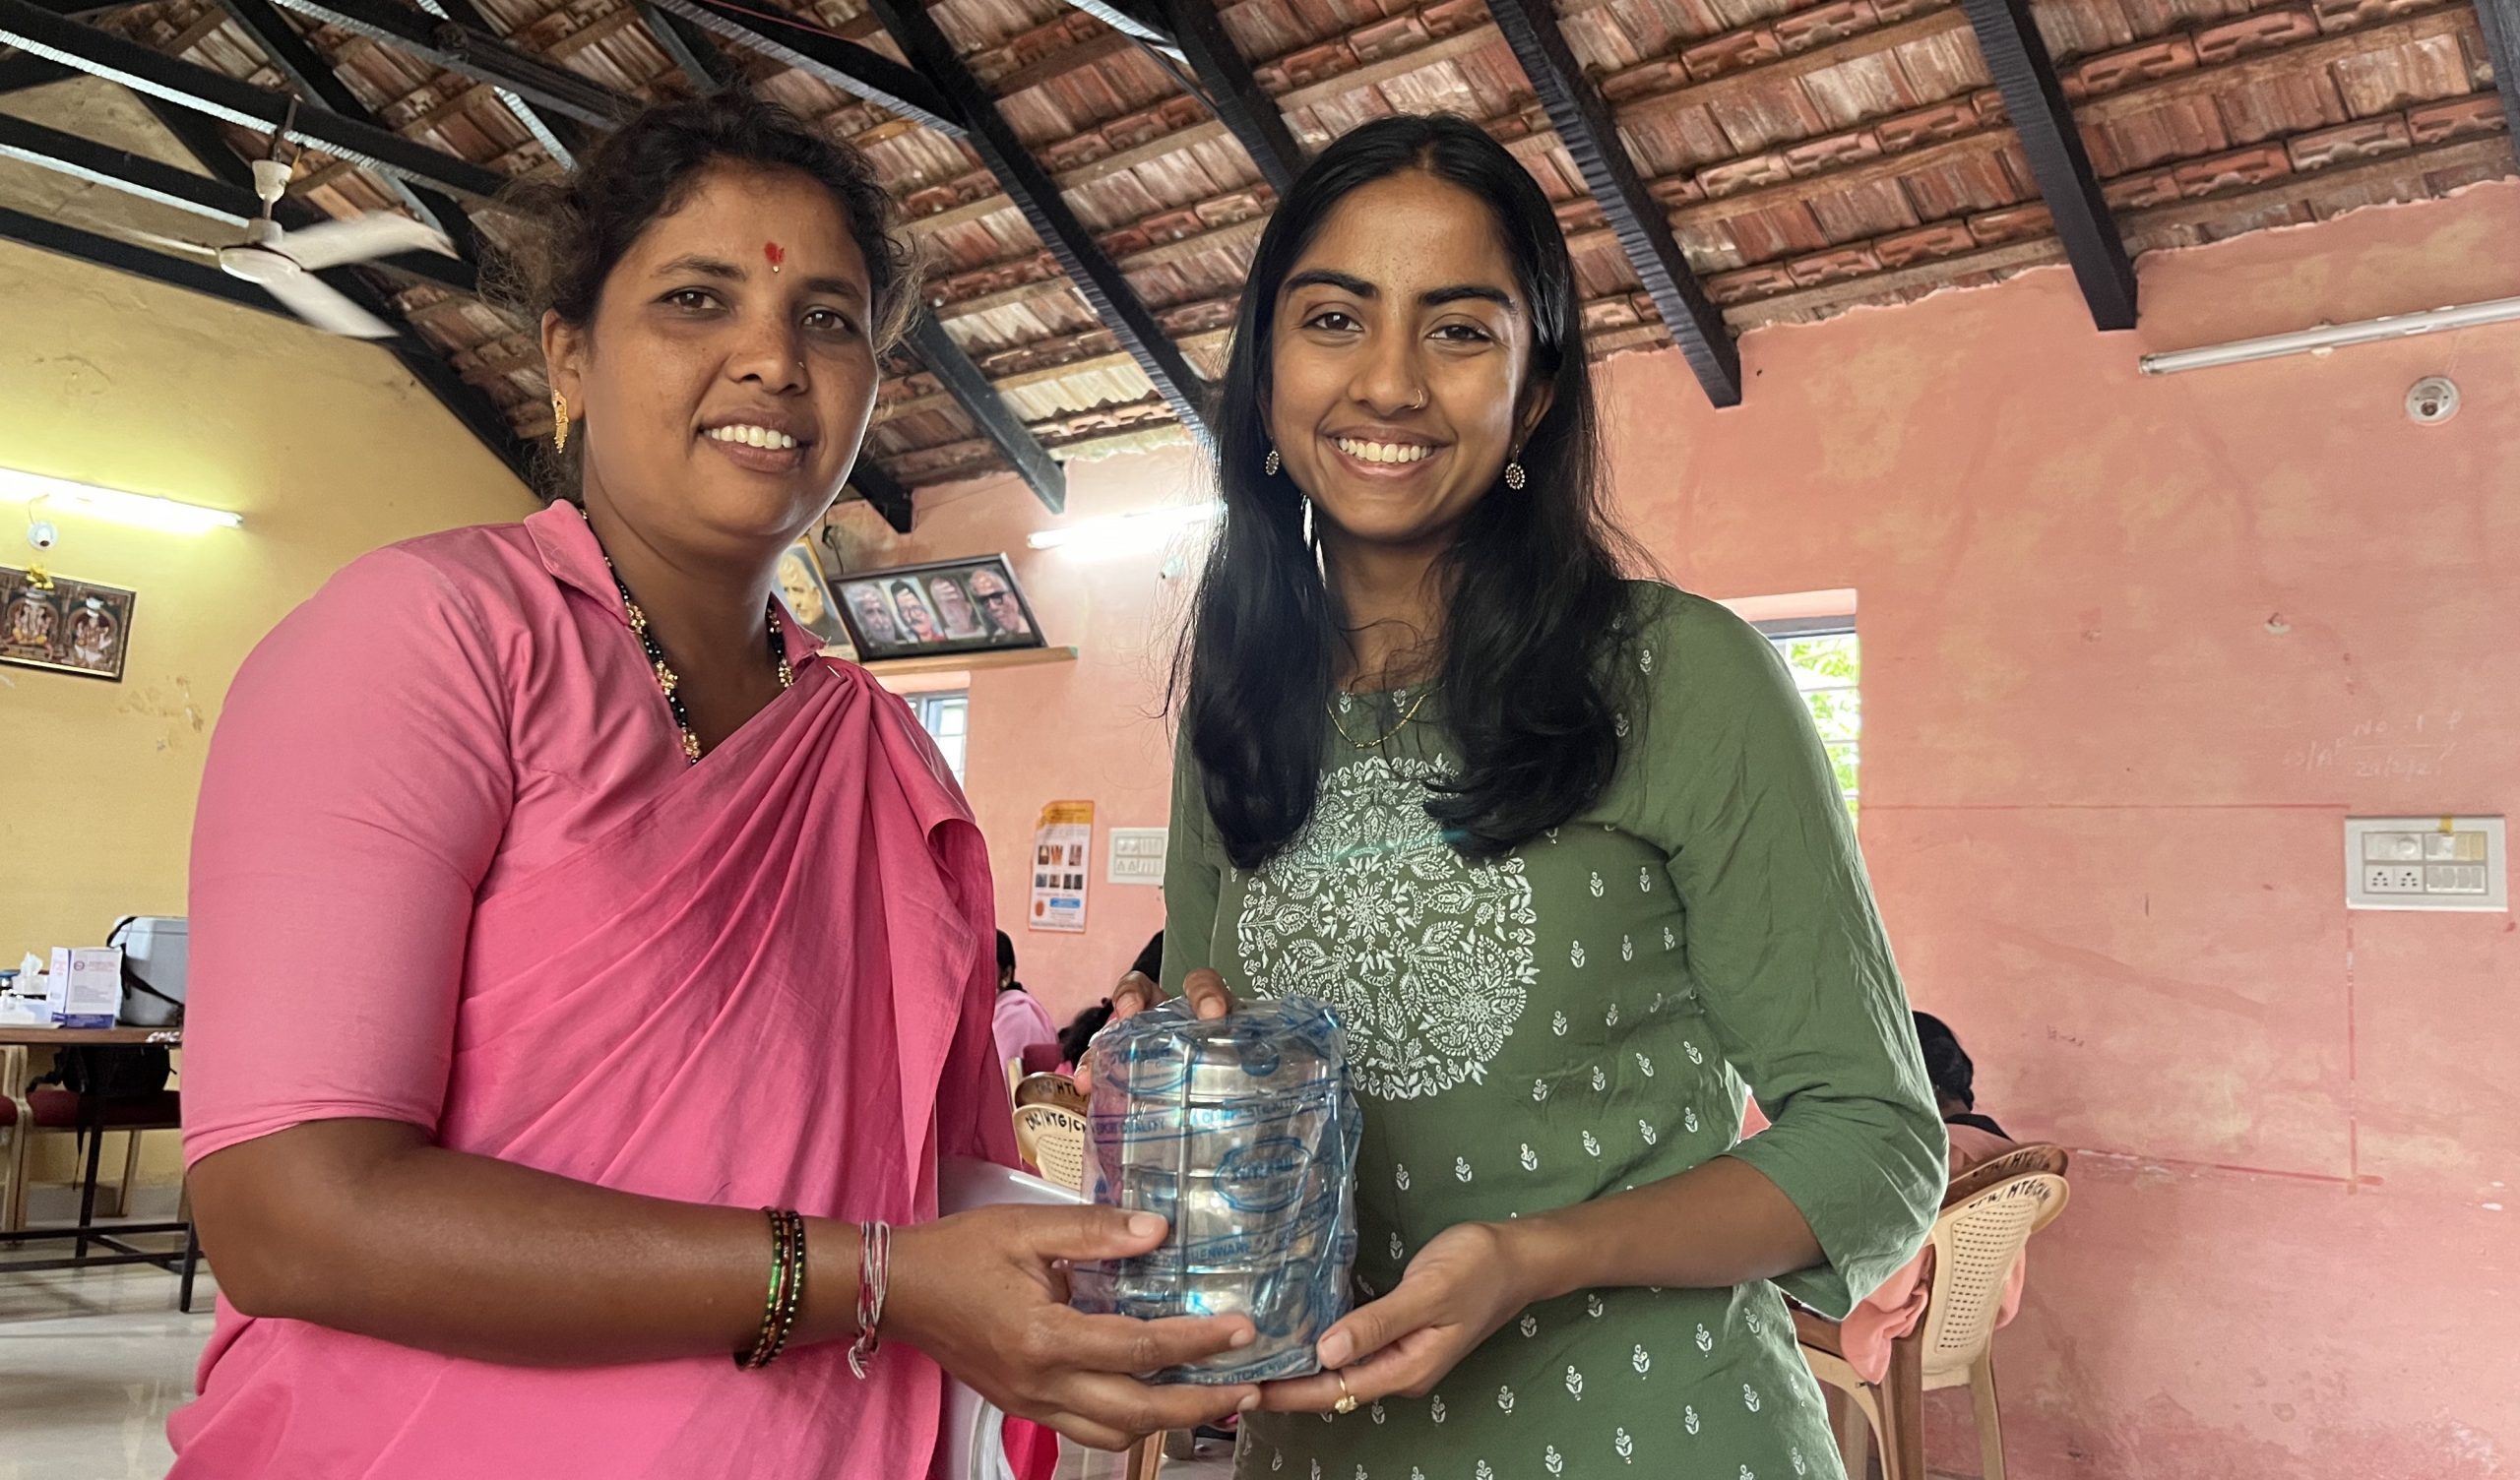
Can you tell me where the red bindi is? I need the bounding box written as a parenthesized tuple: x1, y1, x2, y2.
(764, 241, 786, 274)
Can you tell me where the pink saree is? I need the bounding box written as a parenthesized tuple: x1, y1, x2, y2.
(173, 648, 1018, 1479)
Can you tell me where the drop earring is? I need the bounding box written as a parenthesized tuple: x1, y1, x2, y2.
(1503, 460, 1527, 491)
(1263, 447, 1281, 476)
(551, 391, 569, 455)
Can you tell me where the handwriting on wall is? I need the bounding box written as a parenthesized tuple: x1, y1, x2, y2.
(2288, 711, 2462, 782)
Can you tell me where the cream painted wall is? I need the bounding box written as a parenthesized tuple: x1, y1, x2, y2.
(1, 238, 533, 1182)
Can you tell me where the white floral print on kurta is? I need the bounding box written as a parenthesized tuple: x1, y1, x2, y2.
(1235, 754, 1537, 1100)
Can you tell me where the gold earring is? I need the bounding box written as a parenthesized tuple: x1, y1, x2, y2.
(1504, 461, 1527, 491)
(1263, 447, 1281, 476)
(551, 391, 570, 455)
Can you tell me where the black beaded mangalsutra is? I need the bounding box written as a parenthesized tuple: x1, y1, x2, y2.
(581, 509, 791, 764)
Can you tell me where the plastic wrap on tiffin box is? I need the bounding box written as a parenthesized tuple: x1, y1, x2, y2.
(1069, 995, 1362, 1385)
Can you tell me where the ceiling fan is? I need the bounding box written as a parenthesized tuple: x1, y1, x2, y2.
(123, 100, 456, 339)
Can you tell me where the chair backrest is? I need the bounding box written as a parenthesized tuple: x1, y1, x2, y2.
(1012, 1102, 1091, 1193)
(1943, 1141, 2068, 1208)
(1012, 1072, 1087, 1113)
(1916, 1144, 2070, 1381)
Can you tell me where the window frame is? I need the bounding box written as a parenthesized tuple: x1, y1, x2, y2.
(1753, 617, 1858, 815)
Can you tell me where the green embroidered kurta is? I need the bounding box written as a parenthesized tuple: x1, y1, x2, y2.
(1161, 585, 1944, 1480)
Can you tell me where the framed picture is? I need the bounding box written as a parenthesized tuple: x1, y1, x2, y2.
(1, 566, 134, 682)
(773, 539, 856, 661)
(835, 554, 1044, 661)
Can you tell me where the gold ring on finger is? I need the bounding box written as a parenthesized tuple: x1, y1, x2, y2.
(1331, 1373, 1358, 1416)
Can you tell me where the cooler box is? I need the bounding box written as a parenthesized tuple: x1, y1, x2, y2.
(109, 915, 188, 1026)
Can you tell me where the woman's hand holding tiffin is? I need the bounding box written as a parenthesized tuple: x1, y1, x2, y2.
(885, 1202, 1259, 1450)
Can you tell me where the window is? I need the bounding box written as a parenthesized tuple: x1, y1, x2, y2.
(911, 691, 969, 781)
(1756, 618, 1858, 816)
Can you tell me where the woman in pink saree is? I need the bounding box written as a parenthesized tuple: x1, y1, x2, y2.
(177, 94, 1255, 1480)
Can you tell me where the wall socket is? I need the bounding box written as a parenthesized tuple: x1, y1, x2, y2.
(2345, 818, 2506, 911)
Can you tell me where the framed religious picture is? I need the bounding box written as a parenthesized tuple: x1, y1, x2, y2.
(773, 538, 856, 660)
(834, 553, 1044, 662)
(1, 566, 134, 682)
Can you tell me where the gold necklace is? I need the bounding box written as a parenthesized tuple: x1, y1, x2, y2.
(1327, 685, 1436, 750)
(581, 509, 792, 764)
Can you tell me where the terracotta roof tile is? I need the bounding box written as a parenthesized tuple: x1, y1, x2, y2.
(19, 0, 2505, 486)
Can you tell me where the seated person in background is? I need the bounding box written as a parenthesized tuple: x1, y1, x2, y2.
(1834, 1011, 2028, 1382)
(1057, 1002, 1114, 1073)
(1918, 1009, 2016, 1163)
(1058, 932, 1162, 1074)
(991, 930, 1059, 1076)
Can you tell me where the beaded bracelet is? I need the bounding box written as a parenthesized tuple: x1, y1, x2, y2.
(847, 1220, 892, 1380)
(736, 1208, 806, 1371)
(761, 1211, 807, 1369)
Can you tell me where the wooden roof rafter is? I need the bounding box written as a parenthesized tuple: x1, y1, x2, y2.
(1958, 0, 2136, 328)
(857, 0, 1213, 436)
(1487, 0, 1741, 405)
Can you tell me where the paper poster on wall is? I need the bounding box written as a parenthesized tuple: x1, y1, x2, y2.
(1029, 800, 1094, 933)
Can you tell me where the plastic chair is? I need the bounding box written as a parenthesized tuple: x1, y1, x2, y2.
(28, 1087, 182, 1214)
(1796, 1143, 2070, 1480)
(937, 1156, 1166, 1480)
(1013, 1072, 1087, 1113)
(1012, 1100, 1092, 1195)
(0, 1086, 24, 1232)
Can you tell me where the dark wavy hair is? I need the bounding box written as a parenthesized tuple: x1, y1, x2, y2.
(494, 91, 918, 498)
(1176, 113, 1638, 869)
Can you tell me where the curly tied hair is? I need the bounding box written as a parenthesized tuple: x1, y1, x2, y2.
(492, 92, 917, 491)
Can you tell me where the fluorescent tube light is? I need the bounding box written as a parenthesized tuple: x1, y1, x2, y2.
(2139, 295, 2520, 376)
(1027, 500, 1223, 552)
(3, 468, 243, 534)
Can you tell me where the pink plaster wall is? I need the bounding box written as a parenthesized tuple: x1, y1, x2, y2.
(839, 178, 2520, 1476)
(843, 460, 1202, 1027)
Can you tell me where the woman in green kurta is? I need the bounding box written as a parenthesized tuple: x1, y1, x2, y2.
(1120, 114, 1945, 1480)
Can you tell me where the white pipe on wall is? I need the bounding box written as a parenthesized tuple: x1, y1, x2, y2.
(2138, 294, 2520, 376)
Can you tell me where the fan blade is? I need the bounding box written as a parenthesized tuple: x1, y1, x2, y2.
(262, 272, 398, 339)
(119, 227, 224, 261)
(282, 214, 456, 272)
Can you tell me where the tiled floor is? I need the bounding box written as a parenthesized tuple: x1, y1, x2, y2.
(0, 1252, 1238, 1480)
(0, 1244, 209, 1480)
